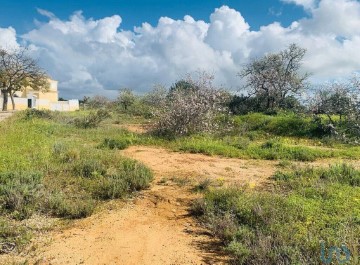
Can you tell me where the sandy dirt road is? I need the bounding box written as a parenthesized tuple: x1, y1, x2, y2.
(3, 145, 357, 265)
(30, 146, 280, 265)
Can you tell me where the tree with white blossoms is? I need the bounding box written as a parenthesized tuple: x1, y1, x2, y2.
(310, 77, 360, 141)
(152, 71, 230, 137)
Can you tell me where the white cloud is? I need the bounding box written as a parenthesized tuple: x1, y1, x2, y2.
(282, 0, 318, 9)
(36, 8, 56, 19)
(1, 0, 359, 98)
(0, 27, 19, 49)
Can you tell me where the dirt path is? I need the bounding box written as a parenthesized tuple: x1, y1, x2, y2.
(0, 111, 14, 122)
(20, 146, 279, 265)
(2, 145, 358, 265)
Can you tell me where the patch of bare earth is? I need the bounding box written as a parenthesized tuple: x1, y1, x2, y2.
(3, 146, 358, 265)
(13, 147, 277, 265)
(0, 111, 15, 122)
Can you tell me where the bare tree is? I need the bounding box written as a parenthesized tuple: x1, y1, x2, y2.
(239, 44, 309, 110)
(0, 48, 50, 111)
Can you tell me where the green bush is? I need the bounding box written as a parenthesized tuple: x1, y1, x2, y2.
(22, 109, 53, 120)
(265, 114, 313, 137)
(47, 192, 95, 219)
(73, 109, 111, 129)
(232, 113, 329, 138)
(89, 159, 153, 199)
(195, 164, 360, 264)
(100, 138, 130, 150)
(52, 142, 80, 163)
(273, 163, 360, 187)
(90, 175, 128, 199)
(233, 113, 272, 132)
(73, 159, 107, 178)
(0, 172, 44, 220)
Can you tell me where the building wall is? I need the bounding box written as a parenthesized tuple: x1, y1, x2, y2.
(1, 79, 79, 112)
(16, 79, 59, 102)
(50, 100, 80, 111)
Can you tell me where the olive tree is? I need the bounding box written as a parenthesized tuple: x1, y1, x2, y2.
(239, 44, 309, 110)
(0, 48, 49, 111)
(117, 88, 136, 111)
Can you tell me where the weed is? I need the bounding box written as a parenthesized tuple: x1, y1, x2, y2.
(193, 178, 212, 192)
(0, 172, 44, 220)
(100, 138, 130, 150)
(170, 177, 191, 187)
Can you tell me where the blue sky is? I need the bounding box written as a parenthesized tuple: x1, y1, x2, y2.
(0, 0, 359, 98)
(1, 0, 307, 34)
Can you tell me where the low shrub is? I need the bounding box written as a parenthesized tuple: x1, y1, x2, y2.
(90, 175, 128, 199)
(89, 159, 153, 199)
(73, 159, 107, 178)
(195, 164, 360, 264)
(100, 138, 130, 150)
(52, 142, 80, 163)
(73, 109, 111, 129)
(118, 159, 153, 191)
(0, 218, 31, 254)
(23, 109, 53, 120)
(47, 192, 95, 219)
(193, 178, 212, 192)
(0, 172, 44, 220)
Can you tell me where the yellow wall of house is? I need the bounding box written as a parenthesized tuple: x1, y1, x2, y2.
(16, 79, 59, 102)
(2, 79, 79, 111)
(33, 91, 59, 102)
(13, 104, 28, 110)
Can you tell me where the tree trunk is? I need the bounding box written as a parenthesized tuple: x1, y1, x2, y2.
(10, 93, 15, 110)
(267, 97, 271, 109)
(1, 90, 8, 111)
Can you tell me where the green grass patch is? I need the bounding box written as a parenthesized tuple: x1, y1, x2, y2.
(193, 164, 360, 264)
(170, 135, 360, 161)
(0, 111, 153, 252)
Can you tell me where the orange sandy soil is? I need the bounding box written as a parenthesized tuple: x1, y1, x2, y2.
(1, 144, 358, 265)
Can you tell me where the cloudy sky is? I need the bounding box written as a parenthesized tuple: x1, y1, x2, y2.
(0, 0, 360, 98)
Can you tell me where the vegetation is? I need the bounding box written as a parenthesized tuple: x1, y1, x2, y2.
(151, 72, 229, 137)
(73, 109, 111, 128)
(239, 44, 309, 111)
(310, 80, 360, 142)
(1, 43, 359, 263)
(192, 164, 360, 264)
(0, 48, 50, 111)
(76, 79, 358, 264)
(0, 110, 153, 252)
(117, 88, 136, 111)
